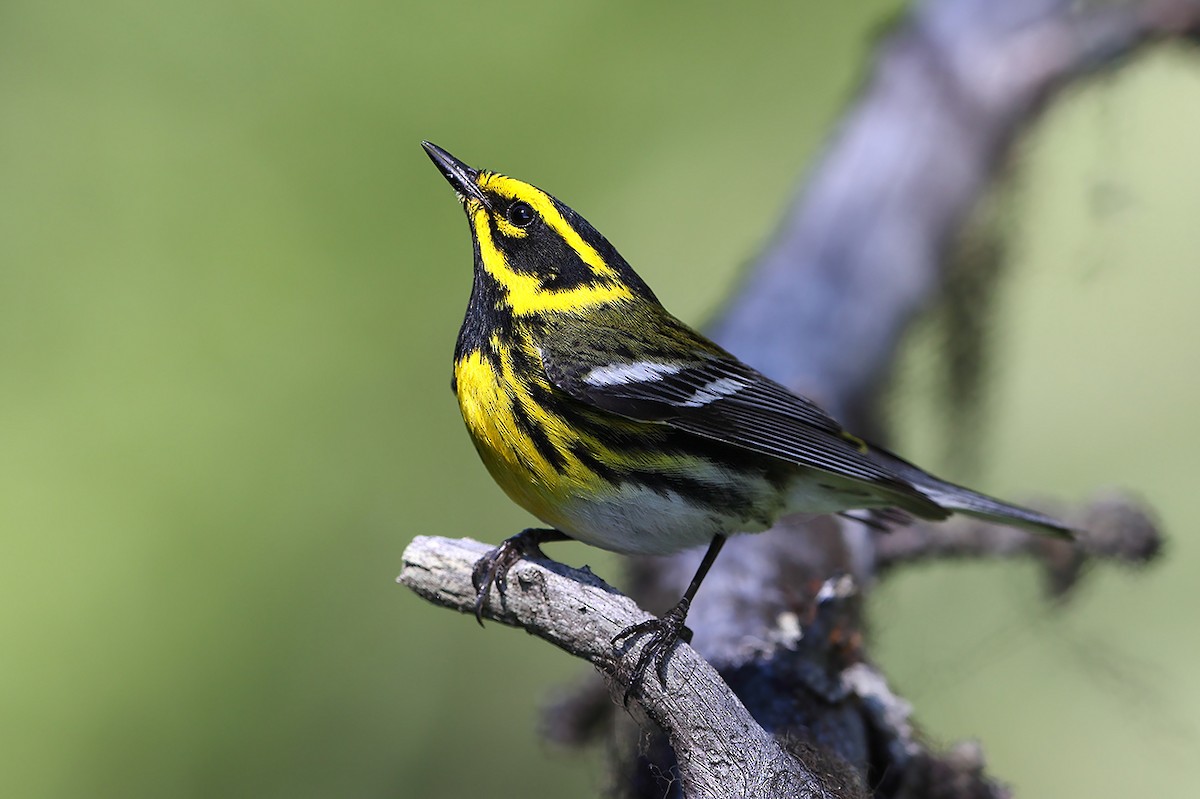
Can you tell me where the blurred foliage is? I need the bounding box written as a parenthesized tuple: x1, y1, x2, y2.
(0, 2, 1197, 798)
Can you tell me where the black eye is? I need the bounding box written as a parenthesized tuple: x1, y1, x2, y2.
(506, 201, 535, 228)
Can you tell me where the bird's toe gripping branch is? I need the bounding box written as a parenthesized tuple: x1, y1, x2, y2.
(470, 527, 568, 625)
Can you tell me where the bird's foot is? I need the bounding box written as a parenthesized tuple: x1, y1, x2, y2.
(612, 599, 694, 705)
(471, 528, 562, 625)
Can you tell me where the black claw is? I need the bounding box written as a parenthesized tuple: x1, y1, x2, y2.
(611, 535, 725, 704)
(470, 542, 522, 626)
(470, 528, 563, 626)
(472, 587, 489, 627)
(612, 599, 693, 705)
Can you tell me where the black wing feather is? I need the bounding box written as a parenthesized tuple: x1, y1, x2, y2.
(539, 317, 1070, 537)
(539, 331, 941, 512)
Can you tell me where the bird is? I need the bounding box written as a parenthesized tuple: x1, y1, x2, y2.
(421, 140, 1071, 691)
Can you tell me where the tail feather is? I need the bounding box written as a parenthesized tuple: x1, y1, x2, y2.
(911, 477, 1072, 538)
(869, 449, 1074, 539)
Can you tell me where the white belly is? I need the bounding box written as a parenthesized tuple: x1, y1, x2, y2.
(548, 468, 891, 556)
(552, 481, 779, 556)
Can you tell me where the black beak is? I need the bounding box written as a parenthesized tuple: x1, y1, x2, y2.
(422, 141, 491, 209)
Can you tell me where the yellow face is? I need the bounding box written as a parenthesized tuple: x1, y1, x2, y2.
(423, 142, 655, 320)
(461, 172, 636, 316)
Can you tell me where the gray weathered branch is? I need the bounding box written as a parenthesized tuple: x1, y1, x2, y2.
(711, 0, 1200, 429)
(399, 536, 852, 799)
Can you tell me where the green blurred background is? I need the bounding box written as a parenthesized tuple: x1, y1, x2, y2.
(2, 2, 1197, 797)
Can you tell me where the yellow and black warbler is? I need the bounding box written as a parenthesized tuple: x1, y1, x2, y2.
(422, 141, 1070, 685)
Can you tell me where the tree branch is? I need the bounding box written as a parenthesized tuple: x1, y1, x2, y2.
(873, 490, 1163, 597)
(709, 0, 1200, 429)
(398, 536, 858, 799)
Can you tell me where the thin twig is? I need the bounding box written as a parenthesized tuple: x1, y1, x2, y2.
(873, 491, 1162, 597)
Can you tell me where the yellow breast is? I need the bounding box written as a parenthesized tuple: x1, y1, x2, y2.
(453, 345, 593, 527)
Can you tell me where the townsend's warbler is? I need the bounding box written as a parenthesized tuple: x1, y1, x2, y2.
(422, 141, 1071, 686)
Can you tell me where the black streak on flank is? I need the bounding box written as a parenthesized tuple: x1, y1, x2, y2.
(510, 396, 569, 473)
(569, 436, 761, 519)
(568, 440, 621, 485)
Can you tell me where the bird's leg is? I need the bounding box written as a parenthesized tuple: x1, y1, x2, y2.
(613, 534, 727, 703)
(471, 528, 569, 625)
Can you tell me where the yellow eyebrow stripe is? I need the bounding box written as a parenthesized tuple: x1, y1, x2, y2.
(469, 203, 633, 316)
(479, 173, 617, 280)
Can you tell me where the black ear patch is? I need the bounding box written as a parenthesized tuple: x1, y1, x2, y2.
(490, 215, 599, 291)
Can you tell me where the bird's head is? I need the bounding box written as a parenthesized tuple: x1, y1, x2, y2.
(423, 141, 655, 317)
